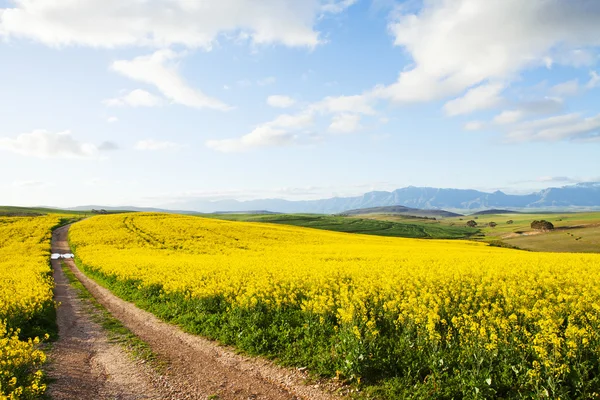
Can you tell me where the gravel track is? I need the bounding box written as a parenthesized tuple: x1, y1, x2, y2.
(47, 224, 340, 400)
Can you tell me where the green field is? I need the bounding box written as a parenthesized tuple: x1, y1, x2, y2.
(0, 205, 133, 217)
(359, 211, 600, 253)
(203, 213, 479, 239)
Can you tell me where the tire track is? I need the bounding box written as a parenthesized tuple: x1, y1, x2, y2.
(50, 224, 340, 400)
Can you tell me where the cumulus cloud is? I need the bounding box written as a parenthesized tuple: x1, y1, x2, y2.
(206, 112, 314, 152)
(12, 180, 46, 188)
(257, 77, 276, 86)
(98, 141, 119, 151)
(321, 0, 358, 14)
(537, 176, 580, 184)
(550, 80, 580, 96)
(329, 114, 361, 133)
(103, 89, 163, 108)
(549, 72, 600, 96)
(0, 130, 103, 159)
(310, 94, 376, 115)
(135, 139, 182, 151)
(443, 83, 505, 116)
(587, 71, 600, 89)
(375, 0, 600, 104)
(208, 93, 377, 152)
(493, 98, 564, 124)
(267, 95, 296, 108)
(111, 50, 231, 111)
(0, 0, 356, 49)
(464, 121, 485, 131)
(505, 112, 600, 142)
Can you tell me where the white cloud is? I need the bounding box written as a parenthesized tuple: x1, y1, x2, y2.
(537, 176, 580, 184)
(493, 110, 524, 125)
(550, 79, 580, 96)
(0, 0, 354, 49)
(0, 130, 101, 159)
(267, 95, 296, 108)
(464, 121, 485, 131)
(375, 0, 600, 104)
(321, 0, 358, 14)
(493, 98, 564, 124)
(98, 141, 119, 151)
(257, 77, 276, 86)
(443, 82, 505, 116)
(544, 71, 600, 98)
(206, 111, 314, 152)
(506, 112, 600, 142)
(237, 79, 252, 87)
(103, 89, 162, 108)
(311, 94, 376, 115)
(107, 116, 119, 123)
(329, 114, 361, 133)
(111, 50, 231, 111)
(208, 93, 376, 152)
(587, 71, 600, 89)
(268, 113, 314, 129)
(12, 180, 46, 188)
(206, 126, 296, 153)
(135, 139, 182, 151)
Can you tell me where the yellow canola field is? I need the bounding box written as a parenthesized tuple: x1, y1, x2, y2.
(0, 216, 60, 399)
(70, 213, 600, 391)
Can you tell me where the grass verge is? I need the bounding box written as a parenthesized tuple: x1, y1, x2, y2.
(60, 262, 163, 370)
(71, 258, 588, 400)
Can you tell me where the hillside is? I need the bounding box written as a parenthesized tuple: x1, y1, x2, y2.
(340, 205, 462, 218)
(163, 182, 600, 213)
(204, 213, 477, 239)
(470, 209, 520, 216)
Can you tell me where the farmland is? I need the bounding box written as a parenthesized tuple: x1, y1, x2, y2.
(69, 213, 600, 398)
(356, 211, 600, 253)
(0, 215, 62, 399)
(203, 213, 478, 239)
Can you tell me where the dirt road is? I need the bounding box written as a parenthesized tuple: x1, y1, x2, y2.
(47, 225, 338, 400)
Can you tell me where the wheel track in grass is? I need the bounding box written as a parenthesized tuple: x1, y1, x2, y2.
(48, 224, 341, 400)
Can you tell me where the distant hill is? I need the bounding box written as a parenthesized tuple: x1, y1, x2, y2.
(163, 182, 600, 214)
(470, 209, 520, 216)
(66, 205, 200, 214)
(340, 205, 462, 218)
(16, 182, 600, 215)
(212, 210, 281, 215)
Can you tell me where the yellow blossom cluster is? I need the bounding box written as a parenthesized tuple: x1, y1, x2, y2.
(70, 213, 600, 391)
(0, 216, 60, 399)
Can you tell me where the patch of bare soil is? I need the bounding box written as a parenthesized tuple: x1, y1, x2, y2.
(47, 228, 170, 399)
(501, 223, 600, 239)
(48, 225, 341, 400)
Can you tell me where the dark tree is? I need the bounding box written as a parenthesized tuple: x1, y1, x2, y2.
(466, 220, 478, 228)
(531, 220, 555, 231)
(489, 222, 497, 228)
(507, 220, 514, 224)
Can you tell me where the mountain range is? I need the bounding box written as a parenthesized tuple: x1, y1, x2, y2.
(154, 182, 600, 214)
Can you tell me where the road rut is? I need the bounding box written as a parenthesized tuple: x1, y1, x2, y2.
(47, 224, 338, 400)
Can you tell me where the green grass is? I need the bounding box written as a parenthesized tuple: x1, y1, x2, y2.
(361, 211, 600, 253)
(503, 225, 600, 253)
(0, 206, 87, 216)
(0, 205, 134, 217)
(60, 262, 162, 368)
(72, 255, 600, 399)
(442, 212, 600, 252)
(203, 213, 479, 240)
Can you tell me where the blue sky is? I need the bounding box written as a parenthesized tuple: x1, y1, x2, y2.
(1, 0, 599, 208)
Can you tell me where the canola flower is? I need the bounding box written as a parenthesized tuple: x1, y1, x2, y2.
(0, 216, 60, 399)
(70, 213, 600, 397)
